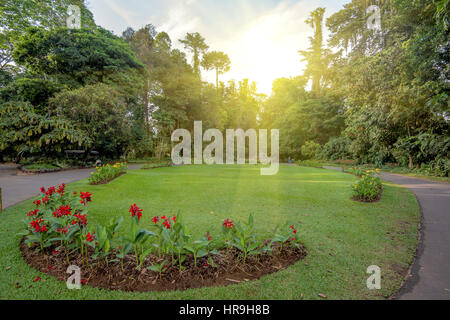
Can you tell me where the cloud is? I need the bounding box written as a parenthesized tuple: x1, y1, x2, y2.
(203, 1, 314, 94)
(103, 0, 137, 26)
(158, 1, 201, 45)
(90, 0, 349, 95)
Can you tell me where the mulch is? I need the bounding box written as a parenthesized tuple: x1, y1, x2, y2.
(21, 241, 307, 292)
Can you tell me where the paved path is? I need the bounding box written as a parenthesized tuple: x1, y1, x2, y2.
(323, 166, 450, 300)
(0, 164, 141, 209)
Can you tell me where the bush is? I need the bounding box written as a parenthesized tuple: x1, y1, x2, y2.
(352, 170, 382, 202)
(296, 160, 324, 168)
(431, 157, 450, 177)
(320, 136, 352, 160)
(89, 162, 127, 185)
(300, 141, 321, 160)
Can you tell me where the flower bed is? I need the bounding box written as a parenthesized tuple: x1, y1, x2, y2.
(20, 184, 307, 292)
(89, 162, 127, 185)
(351, 169, 383, 202)
(20, 164, 62, 174)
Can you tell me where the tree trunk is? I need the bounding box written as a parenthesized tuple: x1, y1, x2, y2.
(144, 80, 150, 137)
(216, 68, 219, 88)
(408, 155, 413, 169)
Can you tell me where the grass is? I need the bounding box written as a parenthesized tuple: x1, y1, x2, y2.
(0, 165, 420, 299)
(22, 163, 60, 172)
(141, 160, 173, 169)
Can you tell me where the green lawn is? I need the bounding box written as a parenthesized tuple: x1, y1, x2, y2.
(0, 165, 420, 299)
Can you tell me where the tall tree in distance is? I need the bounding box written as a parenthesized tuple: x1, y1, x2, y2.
(179, 32, 209, 77)
(122, 24, 157, 137)
(299, 7, 328, 97)
(201, 51, 231, 88)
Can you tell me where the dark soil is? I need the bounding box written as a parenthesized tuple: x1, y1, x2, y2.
(21, 241, 307, 292)
(352, 185, 383, 203)
(89, 172, 126, 185)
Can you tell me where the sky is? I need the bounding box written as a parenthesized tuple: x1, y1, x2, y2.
(86, 0, 350, 95)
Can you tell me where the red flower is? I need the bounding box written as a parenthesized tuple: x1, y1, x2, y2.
(57, 226, 69, 234)
(163, 220, 171, 229)
(81, 279, 87, 285)
(33, 199, 41, 207)
(57, 183, 65, 195)
(53, 205, 71, 218)
(27, 209, 39, 217)
(47, 265, 53, 270)
(80, 191, 92, 205)
(152, 216, 159, 224)
(161, 215, 167, 220)
(30, 218, 47, 233)
(129, 204, 143, 220)
(72, 213, 88, 226)
(53, 250, 59, 255)
(222, 219, 234, 229)
(33, 276, 41, 282)
(86, 232, 95, 242)
(42, 196, 50, 204)
(290, 225, 295, 230)
(172, 216, 177, 223)
(45, 186, 56, 196)
(205, 231, 212, 241)
(40, 186, 46, 194)
(293, 229, 297, 234)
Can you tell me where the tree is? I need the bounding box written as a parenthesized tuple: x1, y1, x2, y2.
(179, 32, 209, 77)
(0, 101, 90, 161)
(50, 83, 134, 158)
(0, 78, 63, 115)
(122, 25, 157, 137)
(13, 27, 144, 86)
(201, 51, 231, 88)
(298, 7, 331, 97)
(0, 0, 96, 71)
(325, 0, 449, 169)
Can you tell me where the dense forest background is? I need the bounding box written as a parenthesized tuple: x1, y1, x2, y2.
(0, 0, 449, 176)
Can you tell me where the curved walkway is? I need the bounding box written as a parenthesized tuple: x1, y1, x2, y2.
(324, 166, 450, 300)
(0, 164, 142, 209)
(380, 173, 450, 300)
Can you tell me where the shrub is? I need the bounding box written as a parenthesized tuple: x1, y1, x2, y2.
(300, 141, 322, 160)
(21, 184, 93, 263)
(296, 160, 324, 168)
(348, 166, 364, 177)
(89, 162, 127, 184)
(352, 170, 382, 202)
(320, 136, 352, 160)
